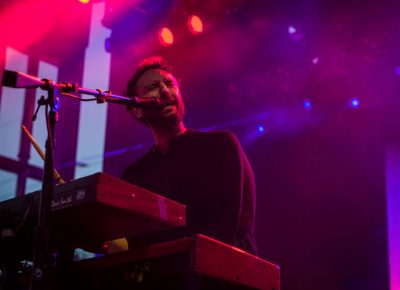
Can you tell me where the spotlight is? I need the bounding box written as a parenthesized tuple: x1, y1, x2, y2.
(288, 26, 297, 34)
(288, 25, 303, 41)
(257, 125, 265, 133)
(79, 0, 90, 3)
(188, 15, 203, 35)
(350, 98, 360, 108)
(159, 27, 174, 46)
(303, 99, 312, 110)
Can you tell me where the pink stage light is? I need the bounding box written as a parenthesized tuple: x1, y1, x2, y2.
(188, 15, 203, 35)
(159, 27, 174, 46)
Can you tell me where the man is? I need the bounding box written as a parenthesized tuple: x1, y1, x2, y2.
(122, 56, 257, 254)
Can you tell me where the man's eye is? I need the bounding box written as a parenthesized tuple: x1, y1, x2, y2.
(164, 81, 174, 87)
(147, 84, 158, 91)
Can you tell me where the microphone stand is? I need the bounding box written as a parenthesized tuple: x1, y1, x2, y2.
(29, 79, 60, 290)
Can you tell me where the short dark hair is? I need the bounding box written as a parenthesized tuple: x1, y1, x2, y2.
(126, 56, 171, 97)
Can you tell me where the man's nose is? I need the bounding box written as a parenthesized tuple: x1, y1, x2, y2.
(158, 82, 170, 98)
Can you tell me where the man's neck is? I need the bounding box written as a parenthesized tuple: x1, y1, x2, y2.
(151, 122, 187, 154)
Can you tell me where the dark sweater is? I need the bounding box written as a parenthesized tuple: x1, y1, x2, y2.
(121, 129, 257, 254)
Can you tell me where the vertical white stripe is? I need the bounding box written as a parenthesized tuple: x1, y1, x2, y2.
(25, 177, 42, 195)
(0, 169, 17, 201)
(29, 61, 58, 168)
(0, 47, 28, 160)
(75, 2, 111, 179)
(0, 47, 28, 199)
(386, 144, 400, 290)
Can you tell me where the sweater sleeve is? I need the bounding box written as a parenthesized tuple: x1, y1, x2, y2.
(208, 131, 257, 254)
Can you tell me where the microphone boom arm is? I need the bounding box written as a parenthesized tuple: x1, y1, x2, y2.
(1, 69, 137, 106)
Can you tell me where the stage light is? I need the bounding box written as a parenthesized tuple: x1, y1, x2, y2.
(288, 25, 303, 42)
(395, 66, 400, 76)
(188, 15, 203, 35)
(159, 27, 174, 46)
(303, 99, 312, 110)
(312, 57, 319, 65)
(288, 26, 296, 34)
(350, 98, 360, 108)
(257, 125, 265, 133)
(79, 0, 90, 3)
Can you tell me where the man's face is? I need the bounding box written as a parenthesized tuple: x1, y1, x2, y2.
(135, 68, 185, 127)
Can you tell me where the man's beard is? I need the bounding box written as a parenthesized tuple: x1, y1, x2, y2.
(147, 114, 180, 128)
(143, 106, 184, 129)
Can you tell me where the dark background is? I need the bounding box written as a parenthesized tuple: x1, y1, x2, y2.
(2, 0, 399, 289)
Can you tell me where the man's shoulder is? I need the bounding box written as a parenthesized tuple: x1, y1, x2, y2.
(188, 129, 238, 143)
(184, 129, 242, 156)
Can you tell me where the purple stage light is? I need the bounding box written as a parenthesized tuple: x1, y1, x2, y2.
(288, 25, 303, 41)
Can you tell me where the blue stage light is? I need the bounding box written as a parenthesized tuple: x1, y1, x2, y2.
(303, 99, 312, 110)
(351, 98, 360, 108)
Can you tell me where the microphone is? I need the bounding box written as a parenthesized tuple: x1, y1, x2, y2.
(2, 70, 45, 88)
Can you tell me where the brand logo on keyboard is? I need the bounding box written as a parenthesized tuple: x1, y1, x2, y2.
(76, 189, 86, 200)
(51, 194, 73, 209)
